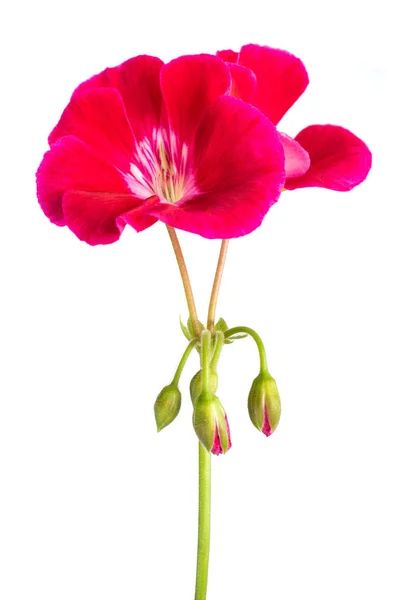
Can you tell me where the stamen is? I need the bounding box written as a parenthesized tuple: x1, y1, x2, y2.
(126, 130, 196, 204)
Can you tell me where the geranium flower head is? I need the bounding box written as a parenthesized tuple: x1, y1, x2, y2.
(36, 53, 286, 245)
(217, 44, 372, 192)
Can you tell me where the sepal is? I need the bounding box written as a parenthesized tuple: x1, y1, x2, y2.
(214, 317, 229, 333)
(214, 318, 248, 344)
(179, 317, 192, 342)
(180, 316, 205, 342)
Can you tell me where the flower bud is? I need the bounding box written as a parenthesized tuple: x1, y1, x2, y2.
(154, 383, 182, 432)
(193, 392, 232, 455)
(189, 369, 218, 405)
(248, 372, 281, 436)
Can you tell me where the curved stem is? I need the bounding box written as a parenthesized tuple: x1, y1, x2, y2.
(224, 326, 269, 373)
(172, 339, 198, 386)
(166, 226, 200, 337)
(195, 443, 211, 600)
(207, 240, 229, 331)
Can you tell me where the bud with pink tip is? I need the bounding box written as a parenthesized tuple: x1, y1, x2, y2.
(248, 371, 281, 436)
(193, 391, 232, 455)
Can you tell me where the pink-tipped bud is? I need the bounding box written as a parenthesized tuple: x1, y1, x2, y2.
(192, 392, 232, 455)
(248, 372, 281, 436)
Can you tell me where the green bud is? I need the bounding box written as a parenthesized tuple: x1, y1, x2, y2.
(192, 391, 232, 455)
(189, 369, 218, 405)
(154, 384, 182, 432)
(248, 372, 281, 436)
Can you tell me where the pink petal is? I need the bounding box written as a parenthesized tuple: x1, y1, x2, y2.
(116, 195, 160, 233)
(285, 125, 372, 191)
(261, 403, 272, 437)
(226, 63, 257, 103)
(36, 135, 144, 243)
(62, 191, 146, 245)
(49, 88, 135, 172)
(238, 44, 309, 125)
(216, 49, 239, 63)
(211, 414, 232, 455)
(70, 55, 164, 143)
(279, 132, 310, 178)
(160, 54, 231, 144)
(211, 426, 224, 455)
(146, 96, 285, 239)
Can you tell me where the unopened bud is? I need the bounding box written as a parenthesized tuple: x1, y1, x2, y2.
(248, 372, 281, 436)
(189, 369, 218, 405)
(193, 392, 232, 455)
(154, 384, 182, 432)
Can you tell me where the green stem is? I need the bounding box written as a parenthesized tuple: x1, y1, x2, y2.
(224, 326, 269, 373)
(172, 339, 198, 386)
(195, 442, 211, 600)
(207, 240, 229, 331)
(210, 331, 224, 372)
(200, 330, 211, 391)
(166, 226, 201, 337)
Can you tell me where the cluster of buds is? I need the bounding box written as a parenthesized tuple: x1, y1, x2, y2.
(153, 319, 281, 454)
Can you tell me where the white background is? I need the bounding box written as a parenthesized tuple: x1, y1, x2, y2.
(1, 0, 399, 598)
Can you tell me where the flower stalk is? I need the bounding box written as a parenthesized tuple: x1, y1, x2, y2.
(172, 339, 198, 386)
(225, 326, 268, 372)
(207, 240, 229, 331)
(167, 226, 201, 337)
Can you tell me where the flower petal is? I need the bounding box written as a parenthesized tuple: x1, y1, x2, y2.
(116, 196, 160, 233)
(216, 49, 239, 63)
(49, 88, 135, 172)
(69, 55, 164, 143)
(62, 191, 148, 245)
(284, 125, 372, 191)
(145, 96, 285, 238)
(279, 132, 310, 178)
(160, 54, 231, 143)
(226, 63, 256, 103)
(36, 135, 145, 243)
(238, 44, 309, 125)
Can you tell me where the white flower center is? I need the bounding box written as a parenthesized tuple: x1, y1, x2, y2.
(125, 129, 195, 203)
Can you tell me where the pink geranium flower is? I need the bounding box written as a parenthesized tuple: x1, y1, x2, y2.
(217, 44, 372, 191)
(36, 54, 285, 245)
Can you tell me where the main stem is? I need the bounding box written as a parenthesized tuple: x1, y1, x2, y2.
(207, 240, 229, 331)
(165, 227, 211, 599)
(195, 443, 211, 600)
